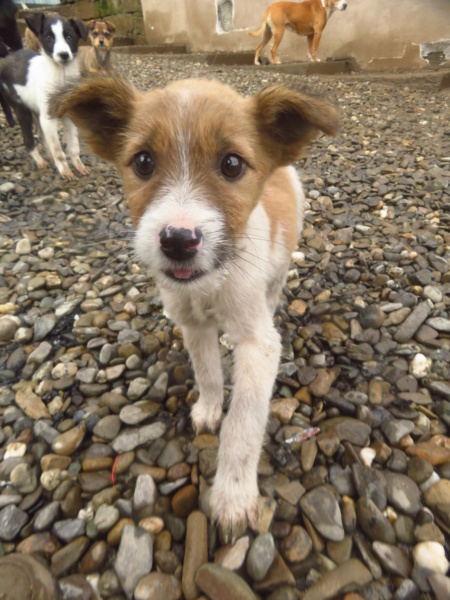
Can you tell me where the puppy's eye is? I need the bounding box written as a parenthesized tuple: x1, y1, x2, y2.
(46, 34, 53, 41)
(133, 151, 155, 178)
(220, 154, 246, 180)
(92, 31, 98, 37)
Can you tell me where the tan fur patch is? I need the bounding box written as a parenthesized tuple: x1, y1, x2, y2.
(261, 168, 299, 252)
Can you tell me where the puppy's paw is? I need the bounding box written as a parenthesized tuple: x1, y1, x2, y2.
(60, 165, 75, 181)
(36, 157, 48, 170)
(74, 160, 90, 176)
(209, 480, 259, 544)
(191, 399, 222, 435)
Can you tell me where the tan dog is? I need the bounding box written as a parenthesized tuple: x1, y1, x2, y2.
(250, 0, 347, 65)
(78, 19, 116, 76)
(51, 77, 337, 541)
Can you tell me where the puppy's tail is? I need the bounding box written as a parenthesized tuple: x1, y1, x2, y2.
(248, 8, 270, 37)
(0, 92, 15, 127)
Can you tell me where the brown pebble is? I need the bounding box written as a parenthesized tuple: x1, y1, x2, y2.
(82, 457, 114, 472)
(79, 540, 108, 574)
(40, 454, 71, 471)
(155, 530, 172, 552)
(154, 549, 181, 574)
(61, 486, 83, 517)
(182, 511, 208, 600)
(16, 532, 61, 557)
(107, 518, 134, 546)
(168, 462, 191, 481)
(172, 485, 198, 519)
(139, 516, 165, 536)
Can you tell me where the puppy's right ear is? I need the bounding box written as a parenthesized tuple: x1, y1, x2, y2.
(25, 12, 45, 36)
(49, 77, 137, 163)
(86, 20, 96, 30)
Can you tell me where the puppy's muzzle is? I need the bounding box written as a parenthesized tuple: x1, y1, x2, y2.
(58, 52, 70, 63)
(159, 226, 203, 262)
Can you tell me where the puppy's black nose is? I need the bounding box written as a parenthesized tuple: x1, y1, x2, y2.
(58, 52, 70, 61)
(159, 226, 203, 262)
(99, 39, 104, 46)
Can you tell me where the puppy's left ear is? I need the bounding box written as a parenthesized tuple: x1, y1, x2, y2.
(70, 18, 89, 41)
(105, 21, 117, 33)
(252, 86, 339, 165)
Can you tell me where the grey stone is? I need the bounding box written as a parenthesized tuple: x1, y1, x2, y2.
(246, 532, 276, 581)
(0, 505, 28, 541)
(115, 525, 153, 599)
(300, 485, 344, 542)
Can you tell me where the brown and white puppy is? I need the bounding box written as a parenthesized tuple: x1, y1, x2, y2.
(51, 77, 338, 540)
(250, 0, 348, 65)
(78, 19, 116, 76)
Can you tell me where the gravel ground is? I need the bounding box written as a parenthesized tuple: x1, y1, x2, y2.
(0, 53, 449, 600)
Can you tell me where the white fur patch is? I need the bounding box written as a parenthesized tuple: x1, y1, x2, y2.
(51, 20, 73, 63)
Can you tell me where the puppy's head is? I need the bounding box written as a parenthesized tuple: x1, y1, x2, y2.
(327, 0, 348, 11)
(51, 78, 337, 289)
(25, 13, 88, 65)
(86, 20, 116, 50)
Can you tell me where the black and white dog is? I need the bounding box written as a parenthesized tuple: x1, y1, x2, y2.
(0, 12, 89, 180)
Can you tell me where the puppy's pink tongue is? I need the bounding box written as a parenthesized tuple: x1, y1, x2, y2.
(173, 268, 193, 279)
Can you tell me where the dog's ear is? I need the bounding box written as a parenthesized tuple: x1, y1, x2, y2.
(86, 20, 96, 30)
(69, 18, 89, 41)
(252, 86, 338, 165)
(105, 21, 117, 33)
(25, 12, 45, 36)
(49, 77, 137, 163)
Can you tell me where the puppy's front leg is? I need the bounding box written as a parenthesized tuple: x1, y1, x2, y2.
(182, 323, 224, 434)
(62, 116, 90, 176)
(210, 316, 281, 542)
(39, 116, 74, 180)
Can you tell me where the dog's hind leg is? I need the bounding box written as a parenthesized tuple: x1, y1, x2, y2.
(313, 29, 323, 61)
(307, 33, 314, 61)
(182, 323, 224, 435)
(254, 24, 272, 65)
(271, 26, 285, 64)
(62, 116, 90, 176)
(14, 105, 47, 169)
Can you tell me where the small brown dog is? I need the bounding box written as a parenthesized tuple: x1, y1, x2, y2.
(250, 0, 347, 65)
(77, 19, 116, 76)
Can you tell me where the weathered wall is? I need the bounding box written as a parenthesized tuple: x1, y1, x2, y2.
(58, 0, 146, 44)
(141, 0, 450, 68)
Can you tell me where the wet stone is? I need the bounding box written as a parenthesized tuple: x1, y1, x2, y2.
(300, 485, 344, 542)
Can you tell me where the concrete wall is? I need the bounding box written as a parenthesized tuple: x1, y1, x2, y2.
(140, 0, 450, 68)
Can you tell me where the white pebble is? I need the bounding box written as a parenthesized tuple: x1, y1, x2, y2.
(291, 251, 305, 265)
(410, 353, 432, 378)
(413, 541, 448, 574)
(419, 471, 440, 493)
(4, 442, 27, 459)
(360, 447, 376, 467)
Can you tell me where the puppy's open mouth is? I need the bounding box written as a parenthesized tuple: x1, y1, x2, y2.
(165, 268, 206, 282)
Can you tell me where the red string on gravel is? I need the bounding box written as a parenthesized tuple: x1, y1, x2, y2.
(111, 455, 119, 486)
